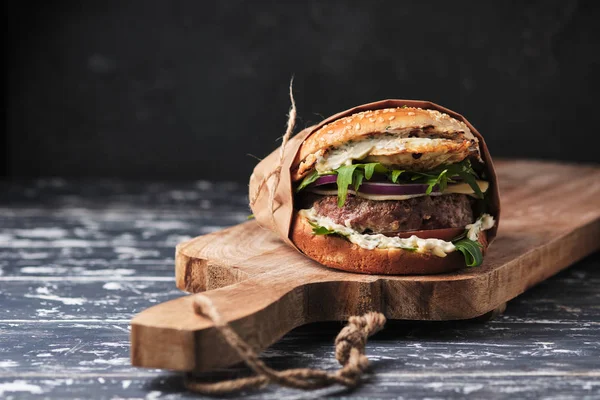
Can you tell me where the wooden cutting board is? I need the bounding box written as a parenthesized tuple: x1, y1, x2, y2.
(130, 160, 600, 373)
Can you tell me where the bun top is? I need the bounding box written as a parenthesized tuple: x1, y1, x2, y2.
(291, 107, 480, 181)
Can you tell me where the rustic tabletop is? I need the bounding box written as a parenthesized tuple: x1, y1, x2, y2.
(1, 179, 599, 399)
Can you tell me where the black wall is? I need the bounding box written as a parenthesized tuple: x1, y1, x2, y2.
(6, 0, 599, 182)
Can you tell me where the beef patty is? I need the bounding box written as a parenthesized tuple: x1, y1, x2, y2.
(310, 194, 473, 234)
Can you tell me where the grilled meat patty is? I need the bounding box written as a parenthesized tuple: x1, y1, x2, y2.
(308, 194, 474, 234)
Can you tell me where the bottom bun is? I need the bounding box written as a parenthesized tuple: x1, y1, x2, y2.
(290, 212, 488, 275)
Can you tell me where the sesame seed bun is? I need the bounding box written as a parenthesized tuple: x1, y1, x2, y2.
(291, 107, 480, 181)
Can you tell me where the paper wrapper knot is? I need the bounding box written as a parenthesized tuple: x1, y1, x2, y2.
(249, 99, 500, 251)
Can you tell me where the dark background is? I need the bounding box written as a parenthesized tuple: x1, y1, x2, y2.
(5, 0, 599, 182)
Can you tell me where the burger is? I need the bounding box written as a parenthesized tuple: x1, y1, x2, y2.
(289, 105, 499, 274)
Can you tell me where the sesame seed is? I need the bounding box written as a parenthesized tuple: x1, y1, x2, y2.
(355, 123, 361, 130)
(369, 117, 376, 123)
(388, 116, 395, 121)
(378, 117, 384, 122)
(408, 112, 415, 116)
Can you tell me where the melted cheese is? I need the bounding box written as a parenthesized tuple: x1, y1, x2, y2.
(444, 181, 489, 195)
(300, 208, 495, 258)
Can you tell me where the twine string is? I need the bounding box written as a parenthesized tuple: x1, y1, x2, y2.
(185, 294, 386, 394)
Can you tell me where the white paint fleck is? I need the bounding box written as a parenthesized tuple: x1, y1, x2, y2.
(146, 391, 162, 400)
(21, 266, 69, 274)
(99, 342, 128, 347)
(36, 307, 60, 317)
(50, 348, 71, 353)
(98, 377, 105, 384)
(78, 357, 130, 366)
(135, 220, 189, 230)
(0, 381, 43, 396)
(103, 282, 124, 290)
(4, 239, 96, 248)
(534, 342, 555, 349)
(79, 268, 136, 276)
(36, 353, 52, 358)
(15, 228, 68, 239)
(552, 349, 581, 354)
(462, 384, 484, 394)
(24, 287, 86, 305)
(122, 380, 132, 389)
(114, 247, 160, 259)
(0, 234, 14, 243)
(81, 350, 110, 355)
(0, 361, 19, 368)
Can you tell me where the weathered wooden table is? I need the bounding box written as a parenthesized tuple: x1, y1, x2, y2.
(1, 179, 598, 399)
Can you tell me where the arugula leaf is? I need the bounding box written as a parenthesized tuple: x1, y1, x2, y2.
(295, 170, 320, 192)
(453, 238, 483, 267)
(336, 164, 360, 207)
(296, 159, 482, 207)
(405, 159, 480, 195)
(390, 169, 404, 183)
(307, 220, 337, 235)
(247, 214, 255, 220)
(312, 225, 336, 235)
(364, 163, 377, 180)
(458, 170, 484, 198)
(426, 169, 448, 194)
(364, 162, 389, 179)
(353, 169, 364, 191)
(336, 163, 390, 206)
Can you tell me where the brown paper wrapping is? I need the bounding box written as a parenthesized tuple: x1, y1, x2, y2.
(249, 100, 500, 251)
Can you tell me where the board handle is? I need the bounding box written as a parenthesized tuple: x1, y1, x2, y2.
(131, 269, 384, 372)
(131, 273, 313, 372)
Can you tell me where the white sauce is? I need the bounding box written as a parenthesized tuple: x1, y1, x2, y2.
(316, 137, 462, 173)
(317, 140, 374, 172)
(300, 208, 495, 258)
(465, 214, 496, 241)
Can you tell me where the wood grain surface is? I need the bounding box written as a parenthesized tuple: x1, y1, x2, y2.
(131, 160, 600, 373)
